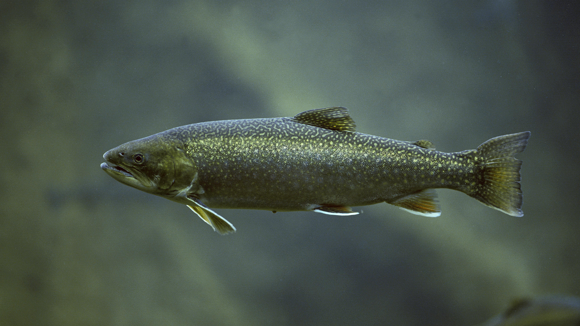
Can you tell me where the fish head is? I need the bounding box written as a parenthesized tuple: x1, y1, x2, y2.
(101, 134, 198, 198)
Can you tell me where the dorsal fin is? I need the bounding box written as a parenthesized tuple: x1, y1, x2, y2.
(292, 107, 356, 132)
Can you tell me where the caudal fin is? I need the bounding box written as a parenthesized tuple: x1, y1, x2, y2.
(468, 131, 530, 217)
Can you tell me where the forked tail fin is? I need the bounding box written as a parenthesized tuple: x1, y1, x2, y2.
(468, 131, 530, 217)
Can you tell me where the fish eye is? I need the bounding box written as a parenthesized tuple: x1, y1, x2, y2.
(133, 153, 144, 164)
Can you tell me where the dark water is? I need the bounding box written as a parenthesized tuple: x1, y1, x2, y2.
(1, 1, 579, 325)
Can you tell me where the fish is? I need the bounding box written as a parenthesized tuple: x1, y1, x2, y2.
(478, 295, 580, 326)
(101, 107, 530, 235)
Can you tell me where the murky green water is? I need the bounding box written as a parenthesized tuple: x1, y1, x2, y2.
(1, 1, 579, 325)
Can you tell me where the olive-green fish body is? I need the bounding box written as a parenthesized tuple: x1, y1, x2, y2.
(180, 119, 464, 210)
(101, 107, 530, 234)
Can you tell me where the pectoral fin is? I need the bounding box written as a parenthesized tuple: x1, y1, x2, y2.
(390, 189, 441, 217)
(185, 197, 236, 235)
(314, 205, 359, 216)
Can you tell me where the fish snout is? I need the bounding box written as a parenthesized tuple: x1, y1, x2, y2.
(103, 148, 126, 164)
(102, 150, 110, 162)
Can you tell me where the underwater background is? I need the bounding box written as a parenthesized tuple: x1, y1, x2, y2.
(1, 1, 579, 325)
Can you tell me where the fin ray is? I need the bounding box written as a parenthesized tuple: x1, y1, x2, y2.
(390, 189, 441, 217)
(292, 107, 356, 132)
(186, 198, 236, 235)
(467, 131, 530, 217)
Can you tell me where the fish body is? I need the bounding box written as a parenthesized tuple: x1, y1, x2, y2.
(479, 295, 580, 326)
(101, 107, 530, 234)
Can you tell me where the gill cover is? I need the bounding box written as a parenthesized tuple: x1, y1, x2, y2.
(102, 134, 197, 194)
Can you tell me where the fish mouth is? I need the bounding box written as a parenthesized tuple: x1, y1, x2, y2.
(101, 161, 149, 190)
(101, 150, 135, 179)
(101, 152, 154, 190)
(100, 162, 134, 178)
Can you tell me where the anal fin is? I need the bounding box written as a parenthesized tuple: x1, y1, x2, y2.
(186, 197, 236, 235)
(390, 189, 440, 217)
(314, 205, 359, 216)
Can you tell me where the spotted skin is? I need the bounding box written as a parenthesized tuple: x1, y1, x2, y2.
(171, 118, 461, 209)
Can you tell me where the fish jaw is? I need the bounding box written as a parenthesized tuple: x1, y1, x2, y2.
(100, 161, 145, 189)
(100, 150, 155, 191)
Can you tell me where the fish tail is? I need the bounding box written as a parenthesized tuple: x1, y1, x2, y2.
(466, 131, 530, 217)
